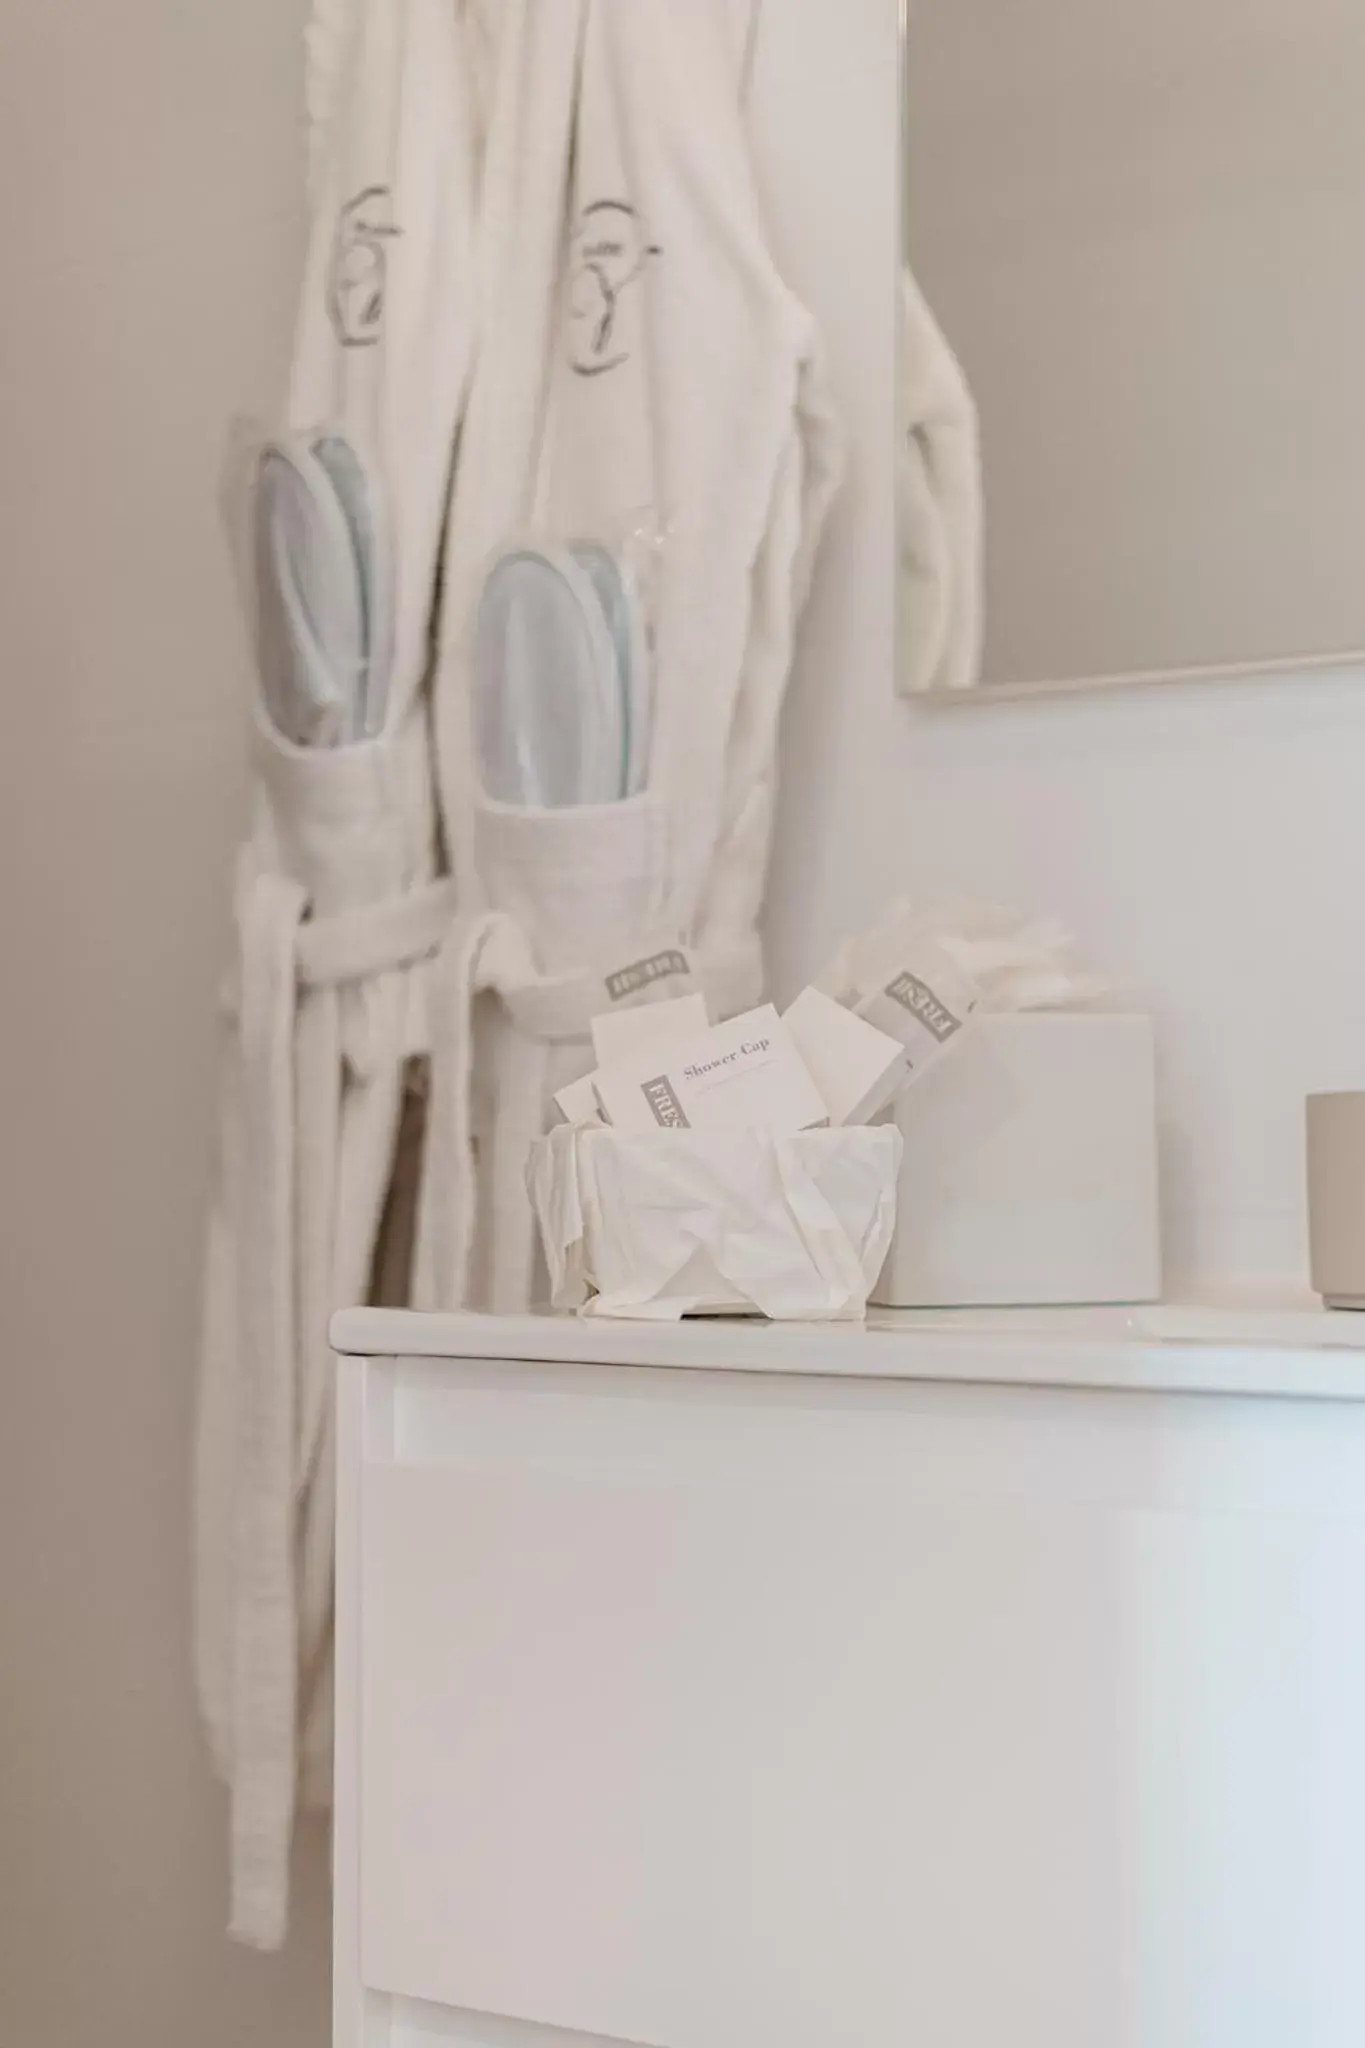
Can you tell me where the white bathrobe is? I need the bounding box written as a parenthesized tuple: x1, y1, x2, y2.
(416, 0, 842, 1316)
(194, 0, 478, 1949)
(899, 265, 984, 694)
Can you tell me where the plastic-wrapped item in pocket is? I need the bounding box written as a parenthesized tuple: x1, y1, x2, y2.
(528, 1124, 902, 1322)
(473, 535, 657, 810)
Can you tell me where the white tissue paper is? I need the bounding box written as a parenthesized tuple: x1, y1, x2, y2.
(818, 898, 1110, 1017)
(528, 1123, 903, 1322)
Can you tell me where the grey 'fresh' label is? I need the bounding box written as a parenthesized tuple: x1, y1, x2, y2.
(605, 950, 690, 1002)
(883, 971, 963, 1043)
(642, 1076, 690, 1128)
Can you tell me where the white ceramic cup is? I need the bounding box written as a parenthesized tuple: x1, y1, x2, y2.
(1306, 1093, 1365, 1309)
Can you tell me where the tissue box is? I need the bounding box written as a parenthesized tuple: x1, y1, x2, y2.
(873, 1014, 1160, 1308)
(529, 1124, 902, 1321)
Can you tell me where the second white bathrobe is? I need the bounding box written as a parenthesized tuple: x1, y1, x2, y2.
(417, 0, 842, 1315)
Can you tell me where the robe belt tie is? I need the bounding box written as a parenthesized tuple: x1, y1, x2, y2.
(291, 879, 762, 1051)
(228, 869, 456, 1950)
(228, 868, 762, 1945)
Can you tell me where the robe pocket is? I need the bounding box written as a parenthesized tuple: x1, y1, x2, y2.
(250, 703, 436, 910)
(473, 787, 672, 976)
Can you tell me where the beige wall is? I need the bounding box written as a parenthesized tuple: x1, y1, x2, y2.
(0, 4, 330, 2043)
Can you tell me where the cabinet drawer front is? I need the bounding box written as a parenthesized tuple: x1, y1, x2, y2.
(352, 1359, 1365, 2048)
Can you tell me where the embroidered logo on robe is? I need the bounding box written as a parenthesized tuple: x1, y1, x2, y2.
(567, 199, 661, 377)
(328, 187, 403, 348)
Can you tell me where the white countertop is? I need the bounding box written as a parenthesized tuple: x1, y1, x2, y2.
(331, 1300, 1365, 1404)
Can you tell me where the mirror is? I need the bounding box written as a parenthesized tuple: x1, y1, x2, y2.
(902, 1, 1365, 693)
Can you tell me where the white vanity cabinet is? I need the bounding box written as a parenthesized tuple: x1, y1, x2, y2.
(331, 1306, 1365, 2048)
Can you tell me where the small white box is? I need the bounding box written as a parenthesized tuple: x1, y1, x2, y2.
(783, 987, 908, 1127)
(590, 992, 709, 1069)
(555, 1073, 605, 1125)
(873, 1013, 1161, 1308)
(593, 1004, 828, 1137)
(557, 993, 712, 1125)
(852, 940, 979, 1078)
